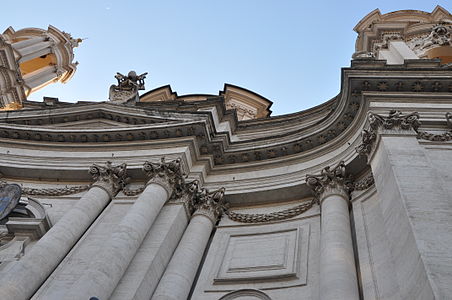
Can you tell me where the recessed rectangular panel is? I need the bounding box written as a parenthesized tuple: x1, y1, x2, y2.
(215, 228, 300, 282)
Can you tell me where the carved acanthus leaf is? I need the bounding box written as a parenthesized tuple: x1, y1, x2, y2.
(369, 110, 420, 132)
(89, 161, 128, 196)
(193, 187, 227, 222)
(306, 161, 353, 200)
(143, 157, 185, 197)
(357, 110, 420, 158)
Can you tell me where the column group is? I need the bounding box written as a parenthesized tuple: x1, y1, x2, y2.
(0, 162, 128, 300)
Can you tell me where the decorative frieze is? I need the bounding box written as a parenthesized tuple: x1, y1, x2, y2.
(306, 161, 353, 201)
(89, 161, 128, 197)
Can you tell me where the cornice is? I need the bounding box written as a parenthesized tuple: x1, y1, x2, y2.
(0, 62, 450, 169)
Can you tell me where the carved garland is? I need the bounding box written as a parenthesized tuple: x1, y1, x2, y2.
(417, 112, 452, 142)
(354, 173, 374, 191)
(22, 185, 90, 196)
(226, 199, 315, 223)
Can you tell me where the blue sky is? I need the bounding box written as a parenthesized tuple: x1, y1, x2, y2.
(2, 1, 450, 115)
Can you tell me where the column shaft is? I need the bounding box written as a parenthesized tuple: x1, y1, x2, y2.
(0, 186, 111, 300)
(320, 193, 360, 300)
(11, 36, 46, 50)
(152, 213, 214, 300)
(110, 204, 190, 300)
(64, 183, 170, 300)
(17, 41, 53, 62)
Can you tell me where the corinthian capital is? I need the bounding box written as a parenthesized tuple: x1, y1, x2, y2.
(368, 110, 420, 132)
(170, 180, 200, 216)
(89, 161, 128, 197)
(306, 161, 352, 202)
(357, 110, 420, 158)
(143, 157, 185, 196)
(193, 187, 227, 224)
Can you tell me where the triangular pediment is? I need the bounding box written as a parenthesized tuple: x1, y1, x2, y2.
(50, 119, 133, 129)
(0, 103, 197, 128)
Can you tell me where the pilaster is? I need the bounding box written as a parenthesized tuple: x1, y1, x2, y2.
(357, 110, 452, 299)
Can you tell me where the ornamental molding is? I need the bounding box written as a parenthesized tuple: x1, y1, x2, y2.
(306, 161, 353, 202)
(193, 187, 227, 224)
(143, 157, 185, 197)
(89, 161, 128, 197)
(356, 110, 420, 157)
(0, 67, 450, 166)
(226, 198, 315, 223)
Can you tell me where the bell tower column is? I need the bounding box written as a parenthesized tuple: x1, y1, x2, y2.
(0, 25, 81, 109)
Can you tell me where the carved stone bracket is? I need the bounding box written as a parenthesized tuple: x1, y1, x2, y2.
(143, 157, 185, 197)
(89, 161, 128, 197)
(306, 161, 353, 202)
(357, 110, 420, 157)
(193, 187, 227, 224)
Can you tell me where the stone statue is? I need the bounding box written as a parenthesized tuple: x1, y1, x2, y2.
(109, 70, 148, 104)
(0, 183, 22, 221)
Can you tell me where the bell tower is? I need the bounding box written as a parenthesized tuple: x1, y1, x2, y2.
(0, 25, 81, 110)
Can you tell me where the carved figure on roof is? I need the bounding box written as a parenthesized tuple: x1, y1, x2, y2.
(109, 70, 148, 104)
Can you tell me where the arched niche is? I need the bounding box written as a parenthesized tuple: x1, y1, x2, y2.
(0, 197, 51, 270)
(219, 289, 272, 300)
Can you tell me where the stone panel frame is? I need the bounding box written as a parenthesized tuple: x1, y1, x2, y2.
(203, 221, 310, 292)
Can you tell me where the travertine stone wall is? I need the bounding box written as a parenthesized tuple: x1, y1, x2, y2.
(370, 133, 452, 299)
(191, 203, 320, 300)
(352, 189, 401, 300)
